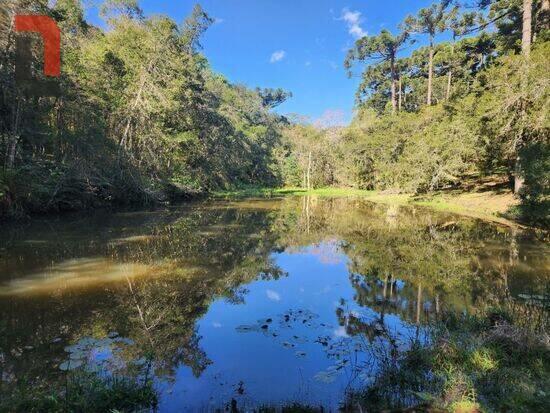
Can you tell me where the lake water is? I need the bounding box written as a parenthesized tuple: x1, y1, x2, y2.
(0, 196, 548, 411)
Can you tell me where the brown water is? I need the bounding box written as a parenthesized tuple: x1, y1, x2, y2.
(0, 197, 548, 411)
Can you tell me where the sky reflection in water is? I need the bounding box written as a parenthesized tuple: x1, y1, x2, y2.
(0, 197, 547, 411)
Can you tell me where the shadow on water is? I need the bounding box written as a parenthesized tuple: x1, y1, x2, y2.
(0, 197, 548, 411)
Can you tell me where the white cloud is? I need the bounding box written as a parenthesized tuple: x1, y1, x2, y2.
(212, 322, 222, 328)
(341, 8, 367, 39)
(214, 18, 224, 24)
(305, 61, 311, 67)
(270, 50, 286, 63)
(266, 289, 281, 301)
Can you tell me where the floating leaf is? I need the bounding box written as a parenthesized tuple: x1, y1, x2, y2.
(69, 351, 86, 360)
(64, 344, 83, 353)
(235, 324, 259, 333)
(59, 359, 83, 371)
(314, 370, 338, 383)
(77, 337, 96, 346)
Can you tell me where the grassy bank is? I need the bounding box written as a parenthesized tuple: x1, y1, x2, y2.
(212, 185, 527, 228)
(0, 371, 157, 413)
(344, 305, 550, 413)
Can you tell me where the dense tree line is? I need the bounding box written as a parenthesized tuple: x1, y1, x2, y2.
(1, 0, 548, 226)
(279, 0, 549, 226)
(0, 0, 290, 216)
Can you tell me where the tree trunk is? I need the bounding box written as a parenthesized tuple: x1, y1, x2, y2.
(390, 57, 397, 114)
(399, 76, 403, 112)
(6, 135, 19, 169)
(446, 70, 452, 101)
(6, 99, 22, 169)
(306, 151, 312, 190)
(522, 0, 532, 57)
(514, 156, 525, 194)
(514, 0, 532, 193)
(427, 37, 434, 106)
(446, 42, 454, 101)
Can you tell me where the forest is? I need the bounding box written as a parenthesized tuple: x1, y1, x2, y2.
(0, 0, 548, 226)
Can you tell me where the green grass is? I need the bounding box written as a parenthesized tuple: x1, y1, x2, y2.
(212, 186, 523, 226)
(346, 307, 550, 412)
(212, 186, 407, 201)
(0, 371, 158, 413)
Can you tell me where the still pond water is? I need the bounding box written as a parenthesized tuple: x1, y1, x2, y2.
(0, 197, 548, 411)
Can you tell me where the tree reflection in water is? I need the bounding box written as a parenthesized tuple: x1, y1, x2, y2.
(0, 197, 547, 410)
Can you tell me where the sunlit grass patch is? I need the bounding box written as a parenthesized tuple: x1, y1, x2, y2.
(449, 399, 481, 413)
(468, 348, 498, 373)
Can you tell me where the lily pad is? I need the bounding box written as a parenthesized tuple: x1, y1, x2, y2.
(236, 324, 259, 333)
(59, 359, 84, 371)
(64, 344, 83, 353)
(69, 350, 86, 360)
(314, 370, 338, 383)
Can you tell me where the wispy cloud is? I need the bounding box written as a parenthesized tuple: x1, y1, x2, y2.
(340, 8, 367, 39)
(214, 17, 224, 24)
(305, 61, 311, 67)
(270, 50, 286, 63)
(266, 289, 281, 301)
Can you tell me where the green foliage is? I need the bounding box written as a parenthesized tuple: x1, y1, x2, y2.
(256, 87, 293, 109)
(346, 307, 550, 412)
(273, 0, 549, 226)
(0, 0, 288, 217)
(401, 0, 454, 39)
(517, 142, 550, 226)
(1, 0, 548, 228)
(0, 371, 157, 413)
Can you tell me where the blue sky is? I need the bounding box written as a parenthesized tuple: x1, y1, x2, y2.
(85, 1, 436, 125)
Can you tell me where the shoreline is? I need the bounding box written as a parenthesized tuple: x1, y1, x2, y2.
(2, 186, 544, 232)
(212, 186, 540, 230)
